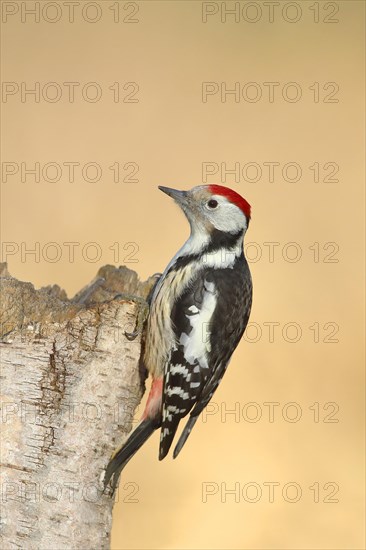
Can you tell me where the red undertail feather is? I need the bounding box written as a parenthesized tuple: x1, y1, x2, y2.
(142, 377, 163, 420)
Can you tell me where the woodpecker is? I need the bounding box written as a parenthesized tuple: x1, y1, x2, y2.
(104, 184, 252, 492)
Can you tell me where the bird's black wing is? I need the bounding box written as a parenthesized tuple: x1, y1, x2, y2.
(191, 259, 252, 417)
(159, 256, 252, 460)
(158, 270, 213, 459)
(173, 256, 252, 457)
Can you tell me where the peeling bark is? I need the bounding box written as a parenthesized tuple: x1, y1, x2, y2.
(0, 264, 156, 549)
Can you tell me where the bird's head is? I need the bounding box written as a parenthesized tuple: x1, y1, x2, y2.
(159, 184, 251, 238)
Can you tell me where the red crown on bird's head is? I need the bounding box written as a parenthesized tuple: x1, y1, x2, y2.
(208, 184, 251, 219)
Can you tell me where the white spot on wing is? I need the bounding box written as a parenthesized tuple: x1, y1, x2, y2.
(179, 280, 217, 371)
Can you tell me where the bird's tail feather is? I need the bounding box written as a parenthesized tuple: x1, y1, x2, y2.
(173, 415, 199, 459)
(104, 418, 158, 493)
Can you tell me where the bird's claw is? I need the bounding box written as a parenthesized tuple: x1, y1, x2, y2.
(125, 329, 139, 341)
(112, 293, 150, 340)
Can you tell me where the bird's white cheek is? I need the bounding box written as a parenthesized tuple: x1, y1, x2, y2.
(212, 211, 246, 233)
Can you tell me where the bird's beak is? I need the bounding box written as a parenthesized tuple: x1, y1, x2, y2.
(158, 186, 188, 207)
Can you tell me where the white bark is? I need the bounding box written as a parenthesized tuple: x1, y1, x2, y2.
(0, 264, 155, 549)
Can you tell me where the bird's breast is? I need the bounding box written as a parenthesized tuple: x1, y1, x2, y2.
(143, 263, 195, 377)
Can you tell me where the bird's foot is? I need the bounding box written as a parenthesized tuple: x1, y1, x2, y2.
(113, 294, 150, 340)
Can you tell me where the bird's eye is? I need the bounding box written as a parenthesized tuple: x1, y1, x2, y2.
(207, 199, 218, 209)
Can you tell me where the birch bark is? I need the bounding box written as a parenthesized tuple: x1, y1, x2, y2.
(0, 264, 155, 549)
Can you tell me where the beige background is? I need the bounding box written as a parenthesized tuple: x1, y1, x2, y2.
(1, 1, 365, 548)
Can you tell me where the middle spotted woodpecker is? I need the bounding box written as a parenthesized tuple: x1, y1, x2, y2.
(104, 184, 253, 491)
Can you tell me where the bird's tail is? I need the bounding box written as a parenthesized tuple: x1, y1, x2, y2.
(104, 418, 159, 493)
(173, 414, 199, 459)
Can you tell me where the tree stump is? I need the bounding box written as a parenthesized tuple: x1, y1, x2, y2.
(0, 264, 156, 549)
